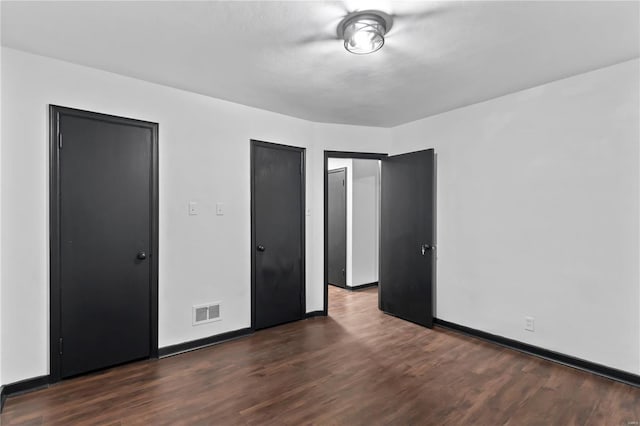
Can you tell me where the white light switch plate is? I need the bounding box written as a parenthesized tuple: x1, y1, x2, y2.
(216, 202, 225, 216)
(188, 201, 198, 216)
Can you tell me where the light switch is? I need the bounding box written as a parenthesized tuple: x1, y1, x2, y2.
(188, 201, 198, 216)
(216, 202, 225, 216)
(306, 208, 311, 216)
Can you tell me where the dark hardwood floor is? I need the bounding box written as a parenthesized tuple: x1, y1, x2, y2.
(2, 286, 639, 425)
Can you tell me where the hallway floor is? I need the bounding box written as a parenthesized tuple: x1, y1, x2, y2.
(2, 286, 639, 425)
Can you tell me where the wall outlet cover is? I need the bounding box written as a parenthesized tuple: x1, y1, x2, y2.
(525, 316, 535, 332)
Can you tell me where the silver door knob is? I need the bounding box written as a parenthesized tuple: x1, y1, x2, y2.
(421, 244, 434, 255)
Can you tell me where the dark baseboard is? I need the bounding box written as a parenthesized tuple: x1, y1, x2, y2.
(346, 282, 378, 291)
(434, 318, 640, 388)
(0, 375, 51, 412)
(1, 330, 255, 410)
(305, 310, 326, 318)
(158, 327, 253, 358)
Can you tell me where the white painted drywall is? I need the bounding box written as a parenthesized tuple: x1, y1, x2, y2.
(327, 158, 353, 286)
(0, 47, 389, 384)
(391, 58, 640, 374)
(351, 160, 380, 286)
(2, 45, 638, 386)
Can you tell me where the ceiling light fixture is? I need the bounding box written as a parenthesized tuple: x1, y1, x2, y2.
(337, 10, 393, 55)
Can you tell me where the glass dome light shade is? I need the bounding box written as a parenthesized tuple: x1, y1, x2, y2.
(342, 17, 386, 54)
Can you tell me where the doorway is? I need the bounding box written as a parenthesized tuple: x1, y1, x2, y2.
(327, 158, 381, 291)
(251, 140, 306, 330)
(323, 149, 436, 328)
(49, 106, 159, 381)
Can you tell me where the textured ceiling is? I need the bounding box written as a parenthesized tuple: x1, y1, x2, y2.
(2, 1, 638, 127)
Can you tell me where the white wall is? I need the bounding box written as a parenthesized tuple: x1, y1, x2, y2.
(0, 47, 389, 384)
(2, 46, 638, 385)
(351, 160, 380, 286)
(391, 58, 640, 374)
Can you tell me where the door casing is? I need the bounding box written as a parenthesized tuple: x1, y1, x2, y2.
(49, 105, 159, 383)
(323, 151, 387, 314)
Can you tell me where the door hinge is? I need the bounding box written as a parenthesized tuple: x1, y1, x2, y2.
(342, 179, 344, 186)
(58, 133, 63, 150)
(342, 269, 345, 276)
(59, 337, 63, 355)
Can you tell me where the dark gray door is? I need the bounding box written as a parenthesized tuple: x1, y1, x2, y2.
(55, 108, 157, 378)
(252, 141, 305, 330)
(379, 149, 435, 328)
(328, 168, 347, 288)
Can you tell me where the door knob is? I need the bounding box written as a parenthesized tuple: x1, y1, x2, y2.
(137, 251, 147, 260)
(256, 245, 266, 252)
(421, 244, 434, 255)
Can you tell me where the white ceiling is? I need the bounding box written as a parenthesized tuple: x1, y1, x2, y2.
(2, 1, 638, 127)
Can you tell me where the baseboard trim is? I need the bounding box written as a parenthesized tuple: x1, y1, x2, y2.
(434, 318, 640, 388)
(305, 310, 326, 318)
(158, 327, 253, 358)
(328, 283, 346, 289)
(0, 375, 51, 412)
(346, 282, 378, 291)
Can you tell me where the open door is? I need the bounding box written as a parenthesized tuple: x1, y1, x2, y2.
(379, 149, 435, 328)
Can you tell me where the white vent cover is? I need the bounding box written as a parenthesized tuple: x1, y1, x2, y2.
(192, 302, 221, 325)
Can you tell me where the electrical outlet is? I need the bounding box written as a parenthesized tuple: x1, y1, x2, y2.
(525, 316, 535, 332)
(216, 202, 225, 216)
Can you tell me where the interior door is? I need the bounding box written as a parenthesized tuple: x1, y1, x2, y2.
(328, 168, 347, 288)
(379, 149, 435, 328)
(252, 140, 305, 330)
(53, 106, 157, 378)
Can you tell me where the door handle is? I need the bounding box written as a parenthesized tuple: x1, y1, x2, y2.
(421, 244, 434, 255)
(137, 251, 147, 260)
(257, 245, 266, 252)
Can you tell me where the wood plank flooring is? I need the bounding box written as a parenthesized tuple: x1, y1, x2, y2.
(2, 286, 639, 425)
